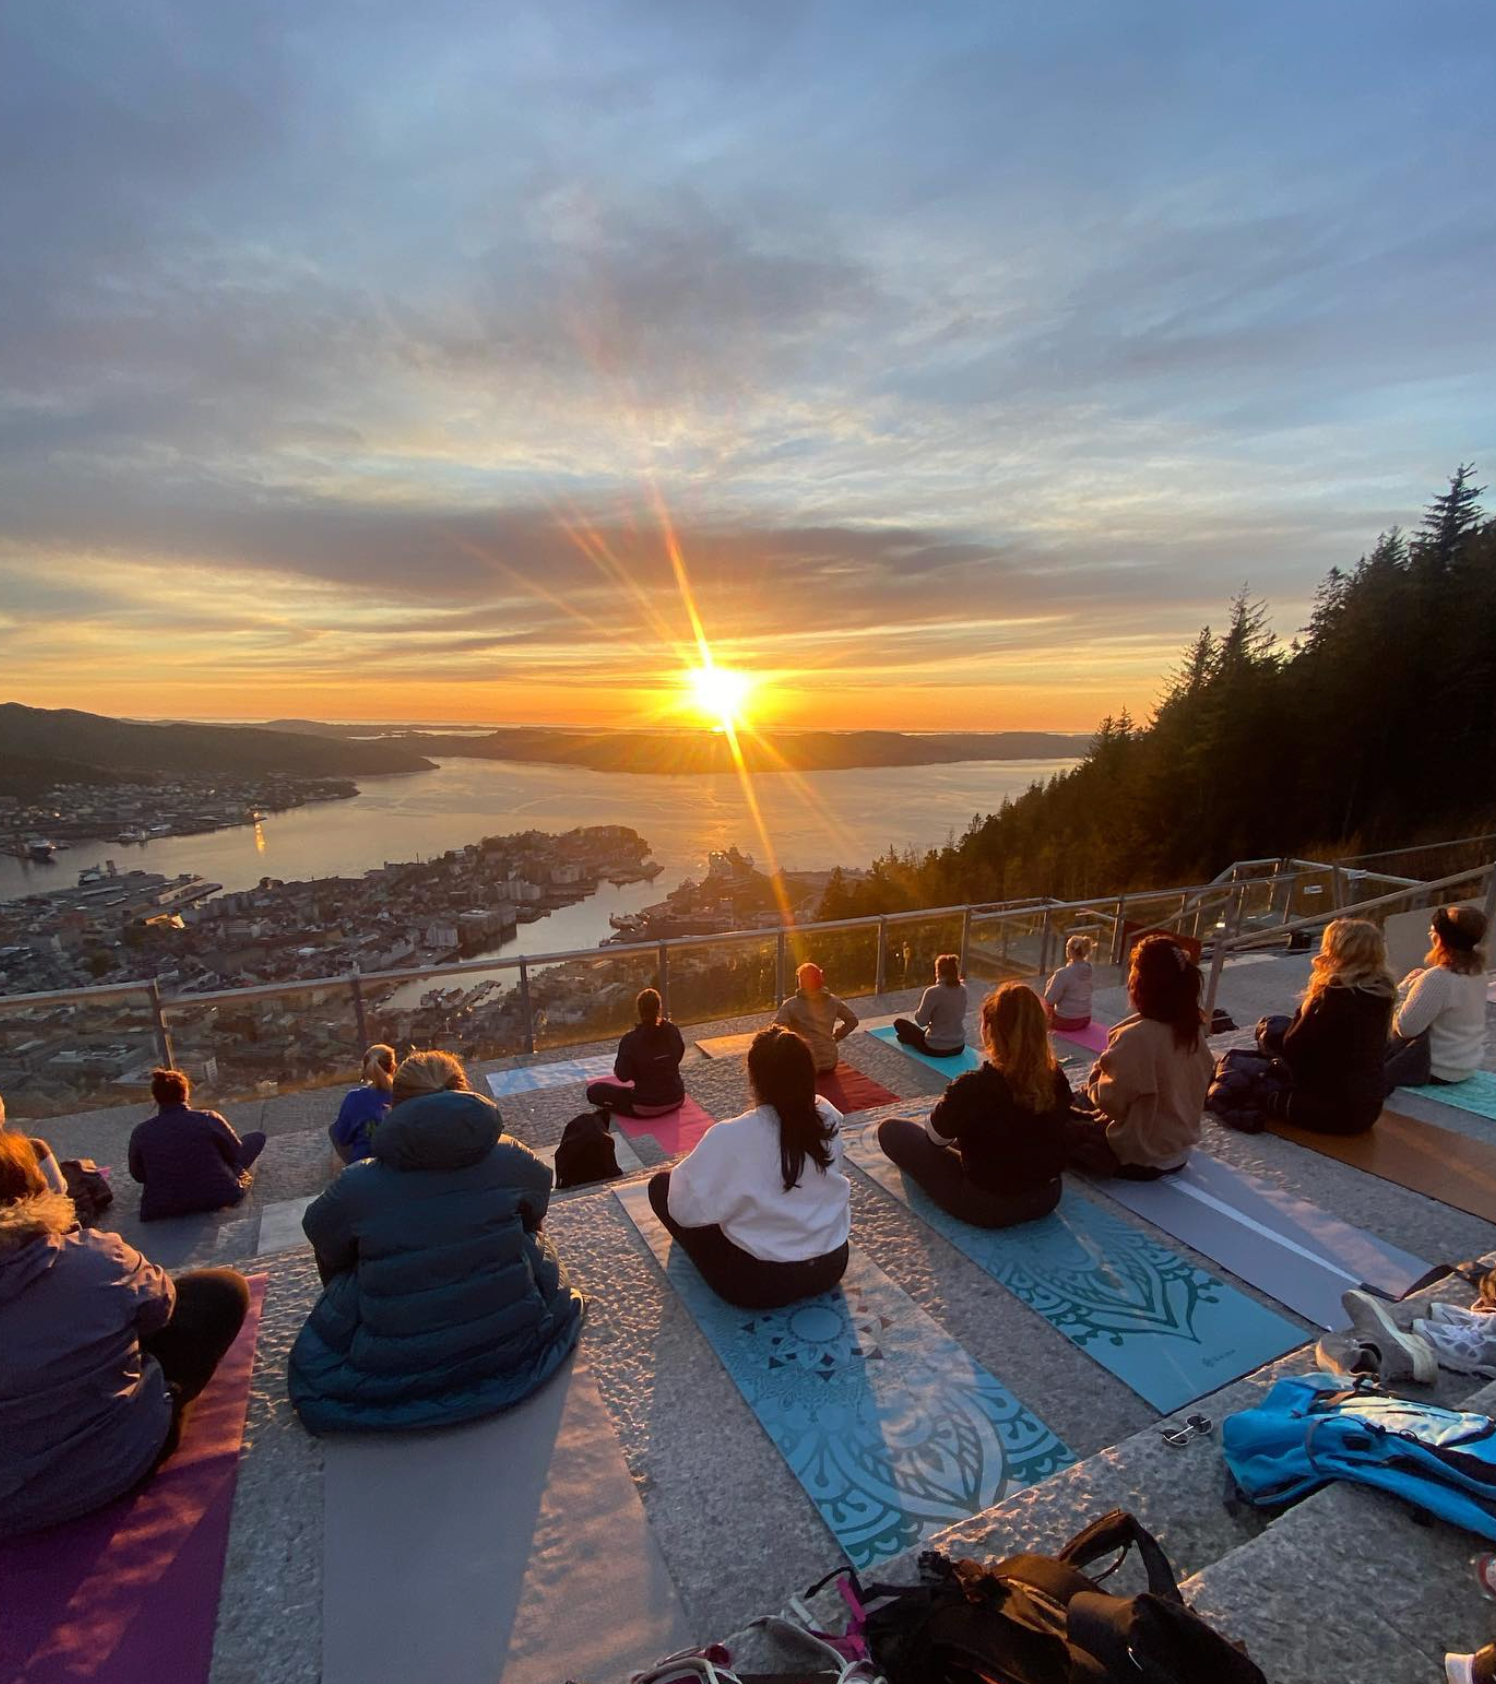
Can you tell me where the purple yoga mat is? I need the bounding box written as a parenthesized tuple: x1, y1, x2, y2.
(0, 1274, 266, 1684)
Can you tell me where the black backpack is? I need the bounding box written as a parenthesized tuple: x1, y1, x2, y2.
(60, 1157, 115, 1228)
(862, 1510, 1265, 1684)
(553, 1110, 622, 1190)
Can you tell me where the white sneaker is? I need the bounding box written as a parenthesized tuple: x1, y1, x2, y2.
(1338, 1289, 1438, 1384)
(1427, 1301, 1493, 1330)
(1413, 1315, 1496, 1378)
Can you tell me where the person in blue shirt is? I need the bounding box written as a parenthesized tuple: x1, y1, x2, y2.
(328, 1044, 396, 1168)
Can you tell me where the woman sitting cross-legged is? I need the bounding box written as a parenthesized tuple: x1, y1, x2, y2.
(585, 987, 686, 1118)
(328, 1043, 396, 1169)
(0, 1132, 250, 1538)
(878, 982, 1068, 1228)
(1385, 905, 1490, 1090)
(647, 1024, 849, 1310)
(1064, 934, 1214, 1179)
(892, 952, 969, 1058)
(1264, 917, 1396, 1136)
(1044, 934, 1096, 1032)
(128, 1067, 267, 1222)
(288, 1050, 583, 1434)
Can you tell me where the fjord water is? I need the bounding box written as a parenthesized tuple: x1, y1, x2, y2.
(0, 755, 1077, 955)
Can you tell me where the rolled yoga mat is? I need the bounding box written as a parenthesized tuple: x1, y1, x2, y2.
(616, 1181, 1074, 1568)
(1093, 1151, 1431, 1329)
(845, 1131, 1303, 1412)
(486, 1054, 618, 1097)
(322, 1349, 691, 1684)
(0, 1275, 267, 1684)
(1272, 1107, 1496, 1224)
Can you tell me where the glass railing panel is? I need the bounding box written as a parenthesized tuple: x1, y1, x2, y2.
(0, 988, 160, 1120)
(883, 913, 965, 996)
(529, 949, 664, 1053)
(162, 982, 362, 1105)
(668, 935, 779, 1028)
(1045, 903, 1116, 966)
(966, 909, 1047, 982)
(360, 967, 528, 1067)
(785, 922, 880, 1000)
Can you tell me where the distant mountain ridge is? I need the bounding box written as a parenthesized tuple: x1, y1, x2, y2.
(0, 704, 437, 782)
(263, 720, 1090, 773)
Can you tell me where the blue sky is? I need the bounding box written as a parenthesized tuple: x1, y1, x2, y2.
(1, 0, 1491, 727)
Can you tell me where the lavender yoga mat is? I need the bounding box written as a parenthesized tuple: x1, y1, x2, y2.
(1093, 1154, 1430, 1329)
(1053, 1018, 1111, 1056)
(0, 1274, 267, 1684)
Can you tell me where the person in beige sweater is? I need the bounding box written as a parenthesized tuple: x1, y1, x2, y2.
(1064, 935, 1214, 1178)
(774, 962, 859, 1074)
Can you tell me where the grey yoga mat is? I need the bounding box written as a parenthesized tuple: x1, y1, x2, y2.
(322, 1350, 690, 1684)
(1092, 1151, 1432, 1329)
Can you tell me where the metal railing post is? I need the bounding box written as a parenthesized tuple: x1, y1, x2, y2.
(1204, 881, 1246, 1020)
(1038, 908, 1053, 975)
(1111, 896, 1127, 965)
(657, 942, 670, 1018)
(518, 959, 535, 1055)
(147, 980, 174, 1068)
(775, 929, 788, 1002)
(350, 974, 369, 1049)
(1330, 863, 1344, 911)
(875, 917, 888, 995)
(1483, 863, 1496, 930)
(959, 907, 972, 976)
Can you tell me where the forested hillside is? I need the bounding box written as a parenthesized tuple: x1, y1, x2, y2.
(820, 468, 1496, 916)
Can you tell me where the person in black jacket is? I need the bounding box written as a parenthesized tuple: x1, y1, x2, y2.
(877, 982, 1068, 1227)
(585, 988, 686, 1118)
(1267, 918, 1395, 1135)
(128, 1068, 267, 1221)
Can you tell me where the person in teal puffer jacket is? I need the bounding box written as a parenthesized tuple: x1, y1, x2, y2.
(288, 1050, 583, 1434)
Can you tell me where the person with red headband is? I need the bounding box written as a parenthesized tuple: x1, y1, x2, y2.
(773, 961, 859, 1074)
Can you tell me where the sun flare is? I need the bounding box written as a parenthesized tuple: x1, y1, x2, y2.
(683, 662, 755, 731)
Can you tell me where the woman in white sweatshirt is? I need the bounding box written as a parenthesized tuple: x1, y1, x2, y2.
(1385, 906, 1490, 1089)
(646, 1025, 849, 1309)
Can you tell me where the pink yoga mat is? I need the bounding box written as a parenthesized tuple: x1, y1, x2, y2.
(815, 1064, 899, 1113)
(613, 1097, 717, 1157)
(0, 1274, 267, 1684)
(1053, 1019, 1111, 1056)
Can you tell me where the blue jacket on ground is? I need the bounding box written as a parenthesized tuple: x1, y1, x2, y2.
(288, 1088, 582, 1434)
(128, 1103, 253, 1222)
(328, 1084, 390, 1163)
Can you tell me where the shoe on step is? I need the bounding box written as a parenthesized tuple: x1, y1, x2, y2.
(1338, 1289, 1438, 1384)
(1314, 1331, 1384, 1378)
(1413, 1316, 1496, 1379)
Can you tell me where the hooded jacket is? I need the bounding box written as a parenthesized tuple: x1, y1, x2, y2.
(287, 1088, 582, 1434)
(0, 1192, 175, 1537)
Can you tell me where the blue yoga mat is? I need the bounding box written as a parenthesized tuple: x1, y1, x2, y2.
(1419, 1069, 1496, 1122)
(844, 1132, 1304, 1412)
(486, 1055, 617, 1098)
(868, 1026, 1084, 1082)
(616, 1182, 1073, 1568)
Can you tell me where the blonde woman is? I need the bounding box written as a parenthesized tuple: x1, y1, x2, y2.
(877, 983, 1068, 1227)
(1270, 918, 1396, 1135)
(289, 1050, 582, 1432)
(1044, 933, 1096, 1031)
(1386, 906, 1490, 1089)
(329, 1043, 397, 1167)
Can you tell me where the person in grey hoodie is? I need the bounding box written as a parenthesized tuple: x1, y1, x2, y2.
(0, 1132, 249, 1537)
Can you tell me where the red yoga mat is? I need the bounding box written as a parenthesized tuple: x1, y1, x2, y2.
(613, 1097, 718, 1157)
(815, 1064, 899, 1113)
(0, 1274, 267, 1684)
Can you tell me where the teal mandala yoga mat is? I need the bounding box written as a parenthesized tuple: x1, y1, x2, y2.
(486, 1055, 616, 1097)
(1420, 1069, 1496, 1122)
(867, 1024, 979, 1076)
(616, 1182, 1073, 1568)
(845, 1132, 1304, 1412)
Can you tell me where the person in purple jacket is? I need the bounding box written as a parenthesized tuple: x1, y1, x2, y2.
(128, 1068, 267, 1221)
(0, 1132, 250, 1537)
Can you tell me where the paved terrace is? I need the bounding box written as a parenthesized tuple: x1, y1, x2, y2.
(30, 952, 1496, 1684)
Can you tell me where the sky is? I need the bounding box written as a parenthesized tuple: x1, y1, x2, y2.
(1, 0, 1493, 734)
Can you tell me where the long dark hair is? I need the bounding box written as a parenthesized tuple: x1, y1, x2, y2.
(747, 1025, 835, 1192)
(1129, 934, 1204, 1051)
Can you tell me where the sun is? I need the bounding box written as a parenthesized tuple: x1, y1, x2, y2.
(683, 662, 755, 731)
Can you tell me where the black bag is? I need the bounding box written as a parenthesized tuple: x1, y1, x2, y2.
(863, 1509, 1265, 1684)
(60, 1157, 114, 1227)
(553, 1110, 622, 1189)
